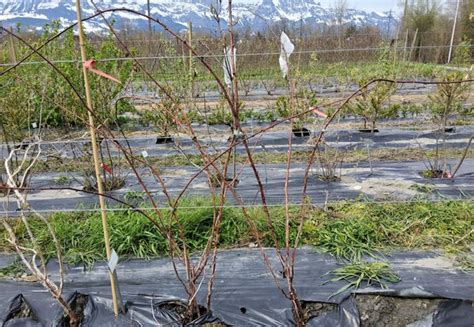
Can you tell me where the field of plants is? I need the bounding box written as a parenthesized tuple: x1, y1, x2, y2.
(0, 1, 473, 326)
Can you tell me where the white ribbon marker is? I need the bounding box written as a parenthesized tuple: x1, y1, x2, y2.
(223, 47, 236, 88)
(279, 32, 295, 78)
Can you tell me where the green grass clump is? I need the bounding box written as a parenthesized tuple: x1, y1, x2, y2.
(325, 261, 400, 296)
(0, 260, 25, 278)
(1, 210, 169, 268)
(303, 200, 473, 260)
(0, 199, 472, 267)
(308, 216, 384, 261)
(455, 253, 474, 273)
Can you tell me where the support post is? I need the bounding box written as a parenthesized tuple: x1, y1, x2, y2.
(403, 29, 409, 61)
(409, 28, 418, 61)
(74, 0, 120, 318)
(147, 0, 152, 37)
(8, 27, 17, 63)
(447, 0, 461, 64)
(188, 21, 194, 97)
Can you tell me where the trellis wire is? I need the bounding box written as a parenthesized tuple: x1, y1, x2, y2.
(0, 44, 472, 67)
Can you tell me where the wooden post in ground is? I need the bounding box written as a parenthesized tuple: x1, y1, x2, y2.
(74, 0, 120, 318)
(147, 0, 152, 37)
(447, 0, 461, 64)
(409, 28, 418, 61)
(8, 27, 17, 63)
(188, 21, 194, 97)
(403, 29, 409, 61)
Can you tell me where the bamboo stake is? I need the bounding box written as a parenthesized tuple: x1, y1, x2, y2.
(228, 1, 239, 181)
(188, 21, 194, 97)
(447, 0, 461, 64)
(8, 27, 17, 63)
(147, 0, 152, 37)
(403, 29, 409, 61)
(74, 0, 120, 318)
(409, 28, 418, 61)
(393, 25, 400, 63)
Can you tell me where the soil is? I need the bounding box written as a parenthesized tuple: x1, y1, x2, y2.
(302, 301, 337, 321)
(354, 295, 442, 327)
(61, 293, 89, 327)
(0, 183, 7, 197)
(6, 295, 35, 321)
(156, 300, 208, 324)
(82, 176, 126, 192)
(315, 174, 341, 182)
(419, 169, 449, 179)
(358, 177, 421, 201)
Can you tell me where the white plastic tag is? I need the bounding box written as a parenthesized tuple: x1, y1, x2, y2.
(142, 150, 149, 158)
(108, 249, 119, 273)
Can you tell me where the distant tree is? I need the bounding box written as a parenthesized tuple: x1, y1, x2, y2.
(405, 0, 440, 61)
(333, 0, 348, 47)
(460, 0, 474, 57)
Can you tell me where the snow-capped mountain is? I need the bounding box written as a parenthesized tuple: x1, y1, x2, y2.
(0, 0, 396, 33)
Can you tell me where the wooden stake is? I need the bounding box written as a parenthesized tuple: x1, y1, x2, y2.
(147, 0, 152, 37)
(393, 25, 400, 64)
(403, 29, 409, 61)
(8, 27, 17, 63)
(409, 28, 418, 62)
(188, 21, 194, 97)
(74, 0, 120, 318)
(447, 0, 461, 64)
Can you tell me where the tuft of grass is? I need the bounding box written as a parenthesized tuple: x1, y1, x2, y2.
(0, 260, 26, 278)
(54, 175, 71, 185)
(409, 184, 436, 193)
(325, 261, 400, 297)
(32, 146, 473, 173)
(0, 199, 471, 267)
(419, 169, 447, 179)
(455, 253, 474, 273)
(309, 217, 383, 261)
(303, 200, 473, 259)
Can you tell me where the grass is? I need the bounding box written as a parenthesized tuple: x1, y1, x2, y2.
(304, 200, 473, 260)
(152, 60, 442, 84)
(32, 147, 474, 174)
(0, 260, 25, 278)
(309, 216, 384, 261)
(0, 199, 472, 269)
(325, 261, 400, 297)
(455, 253, 474, 273)
(419, 169, 447, 179)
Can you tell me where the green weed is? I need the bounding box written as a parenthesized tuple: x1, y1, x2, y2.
(0, 199, 471, 267)
(0, 260, 26, 278)
(325, 261, 400, 297)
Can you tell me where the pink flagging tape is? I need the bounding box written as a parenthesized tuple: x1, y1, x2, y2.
(101, 162, 113, 175)
(310, 107, 328, 118)
(84, 59, 121, 84)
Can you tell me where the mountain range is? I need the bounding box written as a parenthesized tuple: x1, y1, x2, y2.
(0, 0, 397, 33)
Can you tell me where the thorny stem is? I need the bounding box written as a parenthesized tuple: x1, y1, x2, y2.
(2, 141, 78, 324)
(2, 15, 473, 324)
